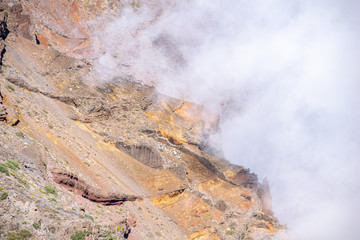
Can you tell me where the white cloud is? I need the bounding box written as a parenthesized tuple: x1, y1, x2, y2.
(94, 0, 360, 239)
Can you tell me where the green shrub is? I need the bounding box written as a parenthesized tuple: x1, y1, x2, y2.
(98, 229, 116, 240)
(0, 192, 8, 200)
(225, 229, 235, 235)
(8, 229, 32, 240)
(0, 163, 9, 176)
(71, 231, 85, 240)
(70, 230, 92, 240)
(6, 160, 19, 170)
(15, 131, 25, 138)
(6, 85, 15, 91)
(44, 185, 57, 196)
(32, 222, 40, 230)
(84, 213, 93, 220)
(10, 172, 29, 189)
(48, 197, 57, 203)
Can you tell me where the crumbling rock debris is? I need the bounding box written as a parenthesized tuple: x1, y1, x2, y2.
(227, 167, 259, 188)
(0, 87, 20, 125)
(167, 162, 187, 181)
(5, 75, 82, 107)
(251, 211, 282, 230)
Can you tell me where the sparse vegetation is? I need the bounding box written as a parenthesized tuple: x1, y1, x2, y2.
(15, 131, 26, 138)
(6, 85, 15, 91)
(71, 231, 85, 240)
(70, 230, 92, 240)
(98, 229, 116, 240)
(6, 160, 19, 170)
(226, 229, 235, 235)
(44, 185, 57, 196)
(84, 213, 94, 220)
(48, 124, 53, 129)
(0, 192, 8, 200)
(8, 229, 32, 240)
(131, 0, 140, 9)
(10, 172, 29, 188)
(32, 222, 40, 230)
(0, 163, 9, 176)
(48, 197, 57, 203)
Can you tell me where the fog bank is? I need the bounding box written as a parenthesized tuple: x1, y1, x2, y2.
(95, 1, 360, 239)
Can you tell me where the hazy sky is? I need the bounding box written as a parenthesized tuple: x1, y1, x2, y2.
(95, 1, 360, 239)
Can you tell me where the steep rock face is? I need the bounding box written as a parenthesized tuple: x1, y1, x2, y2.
(0, 1, 286, 240)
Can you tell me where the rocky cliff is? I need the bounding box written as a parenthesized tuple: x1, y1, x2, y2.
(0, 1, 286, 239)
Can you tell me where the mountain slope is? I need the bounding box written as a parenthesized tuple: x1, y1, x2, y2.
(0, 1, 285, 239)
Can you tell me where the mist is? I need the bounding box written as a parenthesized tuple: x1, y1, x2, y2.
(94, 0, 360, 239)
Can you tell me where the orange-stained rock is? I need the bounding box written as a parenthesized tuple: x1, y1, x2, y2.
(187, 228, 220, 240)
(151, 190, 223, 235)
(146, 98, 220, 150)
(198, 178, 256, 210)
